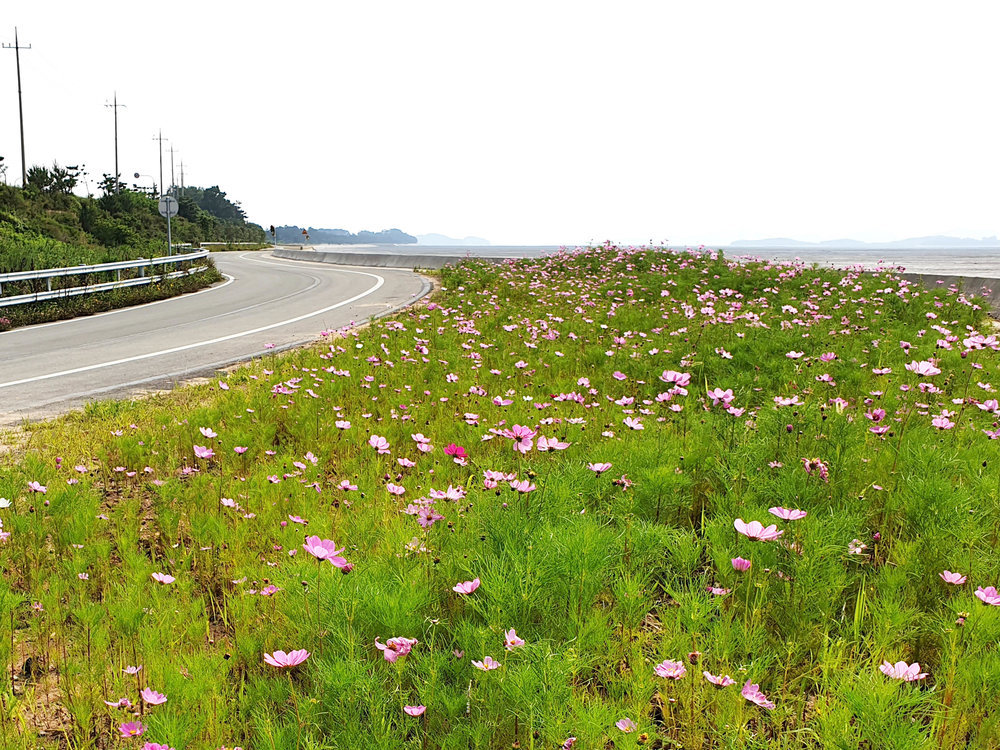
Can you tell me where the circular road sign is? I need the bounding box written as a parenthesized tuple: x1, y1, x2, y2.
(158, 195, 179, 218)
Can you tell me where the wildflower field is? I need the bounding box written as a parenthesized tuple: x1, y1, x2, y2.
(3, 245, 1000, 749)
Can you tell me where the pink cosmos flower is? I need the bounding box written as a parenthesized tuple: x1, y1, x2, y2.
(615, 718, 637, 733)
(27, 481, 46, 494)
(623, 417, 644, 430)
(199, 427, 217, 438)
(368, 435, 390, 454)
(140, 688, 167, 705)
(375, 637, 418, 663)
(768, 507, 807, 521)
(453, 578, 481, 595)
(509, 479, 536, 494)
(472, 656, 501, 671)
(150, 573, 175, 585)
(335, 420, 351, 430)
(975, 586, 1000, 605)
(263, 649, 310, 668)
(741, 679, 776, 709)
(119, 722, 147, 737)
(659, 370, 691, 386)
(536, 436, 570, 451)
(905, 360, 942, 376)
(703, 671, 736, 687)
(588, 462, 612, 475)
(124, 665, 142, 674)
(386, 483, 405, 495)
(302, 536, 347, 567)
(403, 705, 426, 716)
(143, 744, 175, 750)
(707, 387, 735, 406)
(104, 697, 132, 708)
(338, 480, 358, 491)
(879, 660, 928, 681)
(939, 570, 967, 585)
(504, 628, 525, 650)
(653, 659, 687, 679)
(786, 351, 804, 359)
(193, 445, 215, 460)
(731, 557, 752, 572)
(734, 518, 784, 541)
(502, 424, 537, 454)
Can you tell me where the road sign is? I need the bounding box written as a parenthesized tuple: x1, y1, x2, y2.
(158, 195, 179, 218)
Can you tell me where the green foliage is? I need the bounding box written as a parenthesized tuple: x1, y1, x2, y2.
(1, 246, 998, 747)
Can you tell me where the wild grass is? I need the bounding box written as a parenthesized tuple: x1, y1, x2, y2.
(1, 245, 999, 749)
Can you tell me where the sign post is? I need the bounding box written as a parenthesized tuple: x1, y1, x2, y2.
(158, 194, 178, 255)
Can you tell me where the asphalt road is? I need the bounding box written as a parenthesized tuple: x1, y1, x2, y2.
(0, 251, 430, 426)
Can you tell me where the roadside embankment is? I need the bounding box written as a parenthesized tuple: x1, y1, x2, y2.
(900, 273, 1000, 314)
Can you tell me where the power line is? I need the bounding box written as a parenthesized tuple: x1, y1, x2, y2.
(2, 27, 31, 187)
(105, 92, 126, 192)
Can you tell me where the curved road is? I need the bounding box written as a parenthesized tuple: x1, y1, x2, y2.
(0, 252, 429, 426)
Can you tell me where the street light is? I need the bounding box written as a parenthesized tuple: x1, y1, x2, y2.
(133, 172, 157, 197)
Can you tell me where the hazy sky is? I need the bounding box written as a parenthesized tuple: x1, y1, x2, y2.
(2, 1, 998, 246)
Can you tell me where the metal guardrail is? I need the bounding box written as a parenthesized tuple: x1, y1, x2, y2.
(0, 250, 209, 307)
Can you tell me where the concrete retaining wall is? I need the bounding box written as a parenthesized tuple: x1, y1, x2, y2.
(901, 273, 1000, 312)
(273, 247, 512, 270)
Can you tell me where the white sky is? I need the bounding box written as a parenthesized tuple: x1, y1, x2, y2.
(2, 1, 998, 246)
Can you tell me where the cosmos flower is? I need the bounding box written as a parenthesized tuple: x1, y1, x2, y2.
(375, 637, 418, 663)
(879, 660, 928, 681)
(975, 586, 1000, 605)
(615, 718, 637, 733)
(653, 659, 687, 679)
(302, 536, 347, 567)
(453, 578, 481, 595)
(119, 722, 147, 737)
(472, 656, 501, 671)
(263, 649, 310, 668)
(733, 519, 784, 541)
(731, 557, 752, 572)
(703, 671, 736, 687)
(150, 573, 175, 585)
(504, 629, 525, 650)
(140, 688, 167, 706)
(741, 679, 776, 709)
(939, 570, 967, 585)
(403, 705, 426, 716)
(768, 507, 807, 521)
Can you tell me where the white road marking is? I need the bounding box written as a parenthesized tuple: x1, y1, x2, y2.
(0, 274, 236, 337)
(0, 270, 385, 390)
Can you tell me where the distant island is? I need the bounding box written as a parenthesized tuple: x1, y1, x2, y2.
(729, 235, 1000, 249)
(416, 233, 491, 246)
(275, 226, 416, 245)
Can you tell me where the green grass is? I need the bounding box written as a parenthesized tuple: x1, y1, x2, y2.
(0, 245, 999, 748)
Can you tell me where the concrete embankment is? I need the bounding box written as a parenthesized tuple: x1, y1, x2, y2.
(273, 247, 514, 270)
(901, 274, 1000, 313)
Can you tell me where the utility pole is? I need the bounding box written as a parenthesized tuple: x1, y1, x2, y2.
(169, 145, 176, 195)
(179, 160, 185, 198)
(2, 28, 31, 187)
(105, 92, 126, 191)
(153, 130, 167, 199)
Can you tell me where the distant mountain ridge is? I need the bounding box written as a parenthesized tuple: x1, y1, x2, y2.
(730, 235, 1000, 249)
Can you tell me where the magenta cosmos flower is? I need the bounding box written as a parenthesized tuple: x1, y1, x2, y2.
(768, 507, 807, 521)
(741, 680, 776, 709)
(263, 649, 310, 668)
(975, 586, 1000, 605)
(939, 570, 967, 585)
(375, 637, 418, 663)
(140, 688, 167, 705)
(119, 721, 147, 737)
(879, 660, 928, 681)
(731, 557, 752, 572)
(703, 671, 736, 687)
(734, 518, 784, 541)
(453, 578, 481, 595)
(150, 573, 175, 585)
(403, 705, 426, 716)
(653, 659, 687, 679)
(302, 536, 347, 568)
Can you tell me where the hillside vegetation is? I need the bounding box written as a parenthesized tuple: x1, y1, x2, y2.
(1, 246, 999, 748)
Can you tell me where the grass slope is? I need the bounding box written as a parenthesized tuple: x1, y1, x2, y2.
(1, 246, 999, 749)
